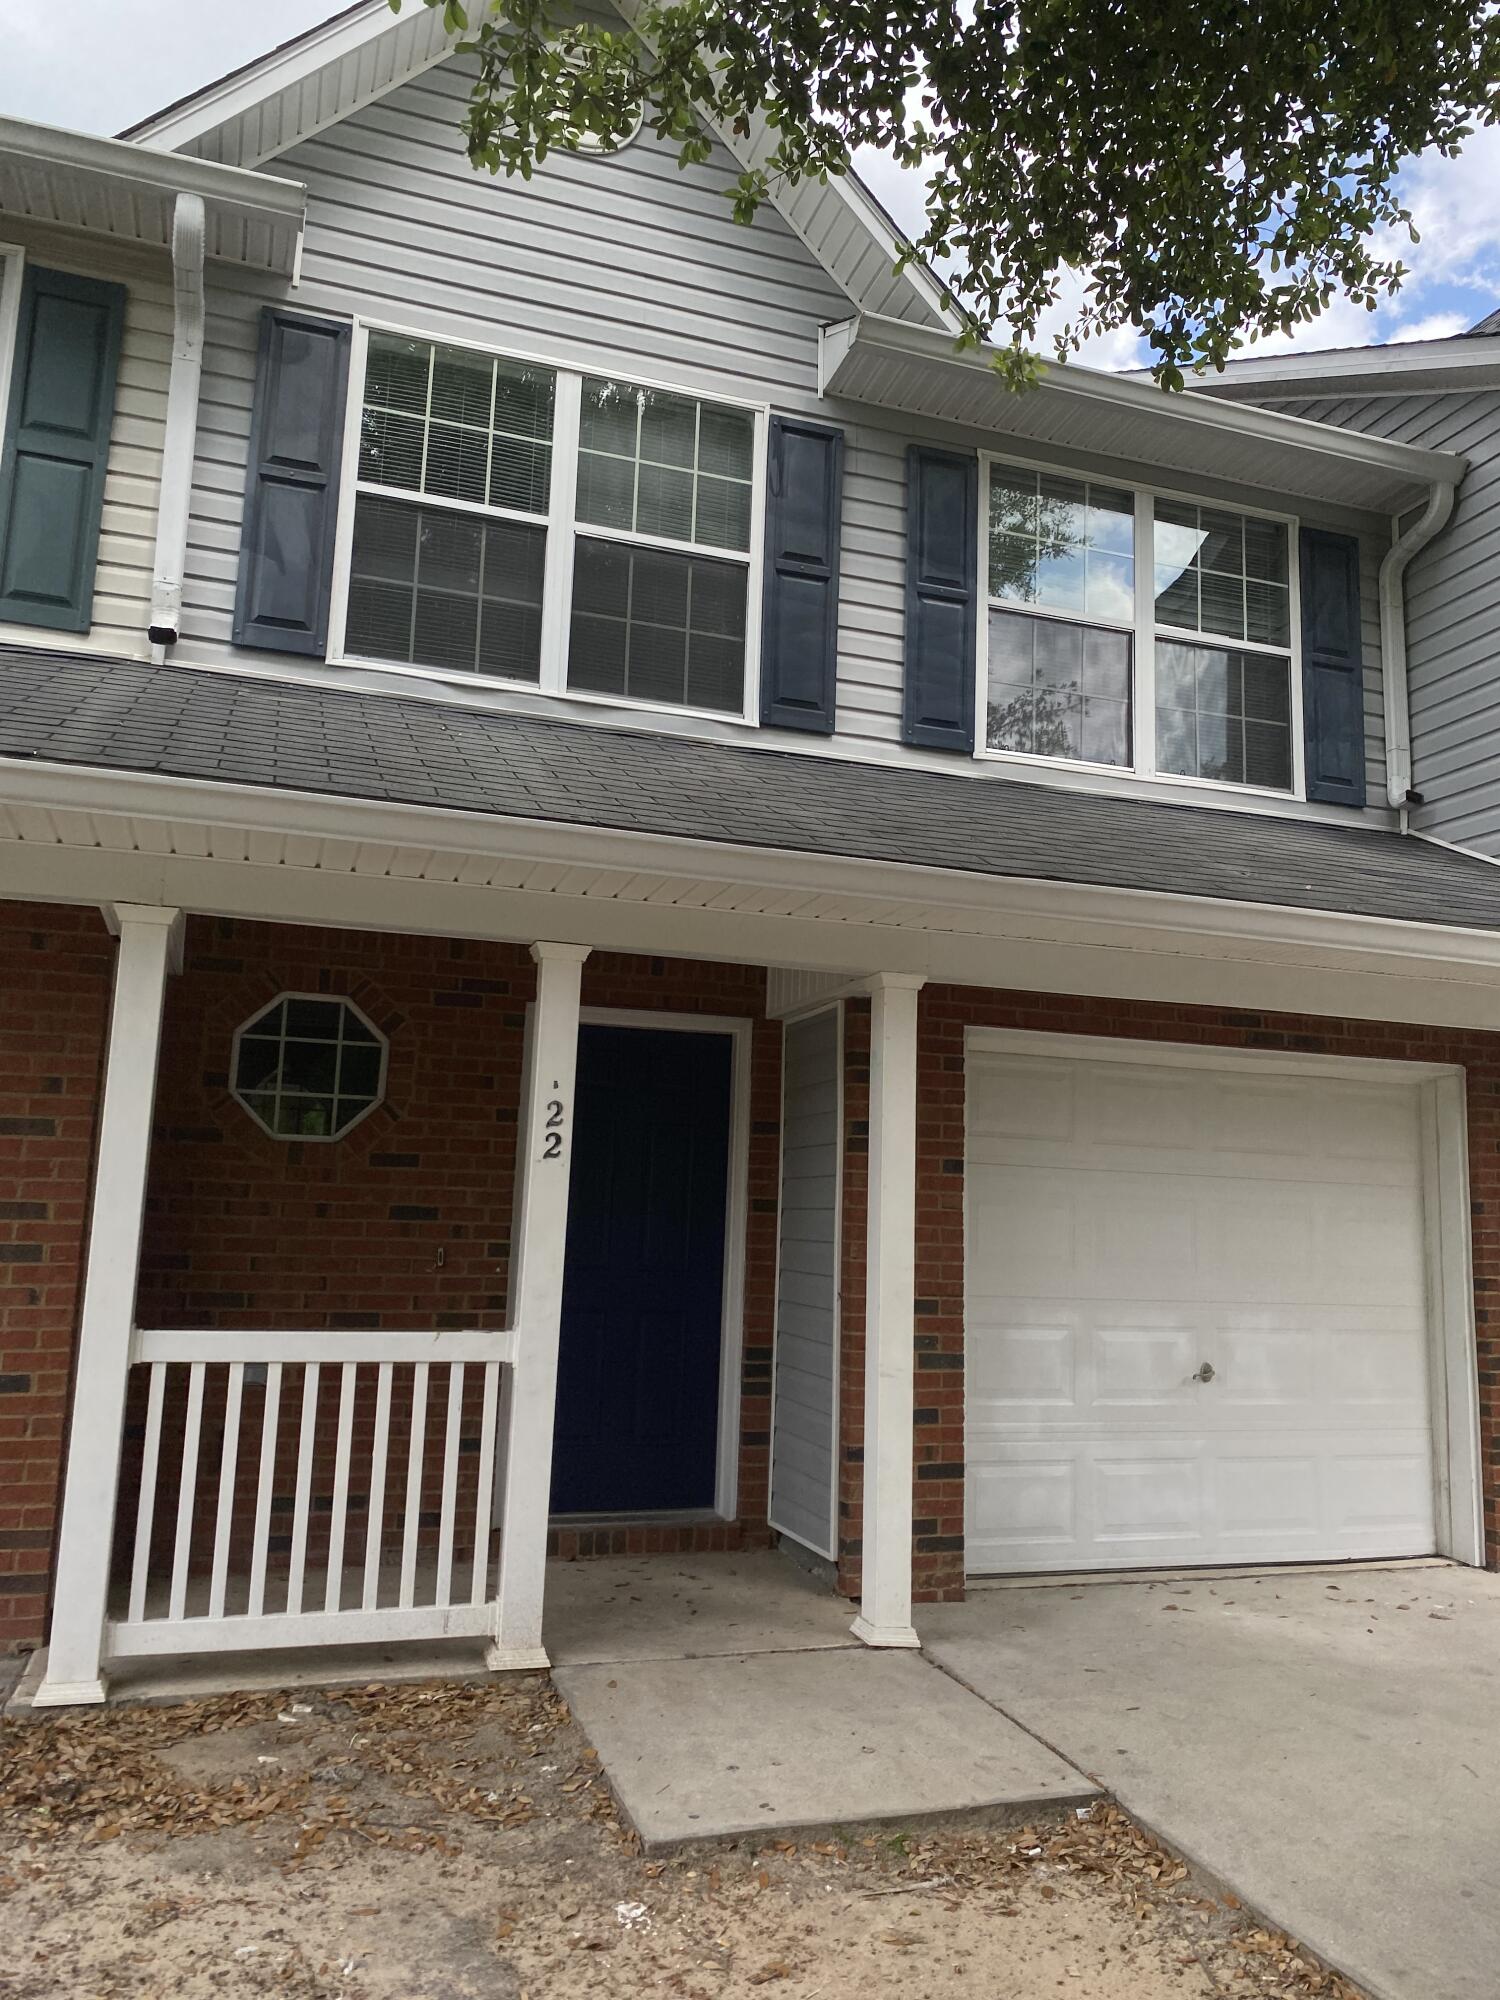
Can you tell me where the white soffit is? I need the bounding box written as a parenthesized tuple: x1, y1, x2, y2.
(125, 0, 953, 330)
(820, 314, 1467, 515)
(0, 116, 306, 275)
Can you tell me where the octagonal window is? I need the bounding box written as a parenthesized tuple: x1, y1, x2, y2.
(231, 994, 387, 1141)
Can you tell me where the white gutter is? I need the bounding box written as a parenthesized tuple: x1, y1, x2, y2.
(820, 315, 1467, 512)
(1381, 480, 1457, 813)
(148, 194, 206, 658)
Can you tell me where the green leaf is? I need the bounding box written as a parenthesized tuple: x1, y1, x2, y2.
(431, 0, 1498, 388)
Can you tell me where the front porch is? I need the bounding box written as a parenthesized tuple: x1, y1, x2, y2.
(28, 909, 925, 1705)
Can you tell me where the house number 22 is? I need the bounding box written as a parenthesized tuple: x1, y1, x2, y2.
(542, 1085, 566, 1160)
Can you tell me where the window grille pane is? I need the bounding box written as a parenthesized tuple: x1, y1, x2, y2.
(989, 466, 1134, 621)
(346, 494, 544, 682)
(232, 996, 386, 1141)
(576, 377, 754, 552)
(1154, 638, 1292, 789)
(568, 536, 747, 713)
(985, 606, 1131, 767)
(1153, 498, 1288, 646)
(358, 333, 554, 517)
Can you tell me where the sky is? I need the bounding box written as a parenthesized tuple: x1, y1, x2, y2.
(2, 0, 1496, 370)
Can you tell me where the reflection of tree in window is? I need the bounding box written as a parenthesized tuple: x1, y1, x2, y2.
(989, 470, 1135, 625)
(986, 607, 1132, 767)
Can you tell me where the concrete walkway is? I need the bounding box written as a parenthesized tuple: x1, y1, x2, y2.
(548, 1553, 1095, 1849)
(920, 1563, 1500, 2000)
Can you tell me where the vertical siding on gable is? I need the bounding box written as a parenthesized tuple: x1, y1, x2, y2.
(770, 1007, 840, 1559)
(1262, 390, 1500, 851)
(0, 225, 168, 661)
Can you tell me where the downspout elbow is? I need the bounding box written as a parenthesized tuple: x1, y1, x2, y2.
(1380, 478, 1455, 815)
(148, 192, 207, 659)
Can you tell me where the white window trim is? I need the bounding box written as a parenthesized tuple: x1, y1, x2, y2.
(975, 448, 1307, 803)
(326, 316, 768, 727)
(0, 245, 25, 452)
(229, 990, 390, 1144)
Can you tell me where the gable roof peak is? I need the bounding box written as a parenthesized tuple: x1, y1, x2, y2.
(125, 0, 955, 332)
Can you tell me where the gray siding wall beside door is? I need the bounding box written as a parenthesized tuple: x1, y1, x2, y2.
(1261, 390, 1500, 851)
(770, 1008, 840, 1559)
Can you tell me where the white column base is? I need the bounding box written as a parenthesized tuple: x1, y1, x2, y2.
(850, 1616, 921, 1650)
(31, 1673, 109, 1708)
(484, 1641, 552, 1674)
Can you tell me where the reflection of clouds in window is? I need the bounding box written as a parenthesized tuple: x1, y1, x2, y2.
(989, 468, 1135, 626)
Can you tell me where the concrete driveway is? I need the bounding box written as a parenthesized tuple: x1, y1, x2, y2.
(919, 1562, 1500, 2000)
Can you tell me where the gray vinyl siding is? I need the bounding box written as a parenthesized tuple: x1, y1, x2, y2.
(0, 224, 168, 662)
(1260, 391, 1500, 851)
(770, 1008, 840, 1560)
(170, 49, 1389, 827)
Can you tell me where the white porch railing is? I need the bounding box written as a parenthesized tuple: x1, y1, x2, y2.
(109, 1327, 515, 1661)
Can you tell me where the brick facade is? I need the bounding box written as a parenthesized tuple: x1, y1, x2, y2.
(0, 903, 113, 1652)
(880, 983, 1500, 1602)
(9, 895, 1500, 1650)
(129, 919, 782, 1592)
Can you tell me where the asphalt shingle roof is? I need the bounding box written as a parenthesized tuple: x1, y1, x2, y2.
(4, 646, 1500, 935)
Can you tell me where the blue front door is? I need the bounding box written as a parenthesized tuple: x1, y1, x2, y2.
(551, 1024, 732, 1514)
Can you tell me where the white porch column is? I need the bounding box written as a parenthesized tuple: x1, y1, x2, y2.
(35, 904, 183, 1707)
(851, 972, 925, 1650)
(488, 940, 590, 1671)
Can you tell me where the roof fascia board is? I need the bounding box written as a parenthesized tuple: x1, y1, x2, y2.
(5, 753, 1500, 975)
(822, 313, 1469, 493)
(126, 2, 419, 153)
(1160, 336, 1500, 400)
(0, 115, 307, 234)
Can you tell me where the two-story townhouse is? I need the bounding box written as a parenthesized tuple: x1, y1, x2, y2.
(5, 1, 1500, 1711)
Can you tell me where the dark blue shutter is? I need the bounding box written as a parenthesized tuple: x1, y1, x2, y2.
(760, 415, 844, 733)
(1300, 527, 1367, 808)
(902, 445, 977, 751)
(233, 309, 352, 656)
(0, 266, 125, 633)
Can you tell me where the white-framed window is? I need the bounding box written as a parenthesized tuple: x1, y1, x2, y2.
(231, 993, 388, 1142)
(331, 321, 766, 724)
(0, 245, 25, 452)
(979, 452, 1304, 798)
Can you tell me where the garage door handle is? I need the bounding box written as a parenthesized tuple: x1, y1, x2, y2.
(1193, 1362, 1216, 1384)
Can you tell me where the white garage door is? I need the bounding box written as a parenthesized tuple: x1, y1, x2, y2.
(965, 1046, 1437, 1574)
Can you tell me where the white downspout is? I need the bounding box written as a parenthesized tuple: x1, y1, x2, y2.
(1380, 478, 1456, 816)
(148, 192, 206, 661)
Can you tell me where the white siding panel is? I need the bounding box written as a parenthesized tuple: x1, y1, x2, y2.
(771, 1008, 841, 1559)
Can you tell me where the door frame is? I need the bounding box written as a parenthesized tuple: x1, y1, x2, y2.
(544, 1005, 752, 1523)
(962, 1026, 1483, 1571)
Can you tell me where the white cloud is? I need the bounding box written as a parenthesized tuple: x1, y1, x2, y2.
(1397, 123, 1500, 293)
(1389, 312, 1471, 344)
(0, 0, 334, 135)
